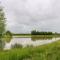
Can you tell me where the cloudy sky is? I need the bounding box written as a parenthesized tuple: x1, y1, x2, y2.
(0, 0, 60, 33)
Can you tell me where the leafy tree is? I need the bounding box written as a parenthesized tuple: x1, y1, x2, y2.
(31, 30, 53, 35)
(2, 31, 12, 42)
(5, 31, 12, 37)
(0, 6, 6, 38)
(31, 30, 37, 35)
(0, 5, 6, 49)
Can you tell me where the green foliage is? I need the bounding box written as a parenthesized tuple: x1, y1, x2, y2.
(0, 6, 6, 38)
(5, 31, 12, 36)
(0, 40, 60, 60)
(0, 5, 6, 49)
(2, 31, 12, 42)
(31, 30, 53, 35)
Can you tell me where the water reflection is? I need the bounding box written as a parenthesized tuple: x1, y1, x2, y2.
(4, 36, 60, 50)
(31, 36, 53, 40)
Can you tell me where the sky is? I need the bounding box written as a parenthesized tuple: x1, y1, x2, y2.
(0, 0, 60, 33)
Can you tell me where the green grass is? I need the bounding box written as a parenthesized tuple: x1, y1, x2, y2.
(0, 40, 60, 60)
(13, 34, 31, 36)
(13, 34, 60, 38)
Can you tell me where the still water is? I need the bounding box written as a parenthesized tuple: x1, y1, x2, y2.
(4, 36, 60, 50)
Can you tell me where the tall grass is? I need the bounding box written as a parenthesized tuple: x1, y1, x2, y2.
(0, 40, 60, 60)
(11, 44, 23, 49)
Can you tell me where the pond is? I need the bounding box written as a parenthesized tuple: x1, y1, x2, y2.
(4, 36, 60, 50)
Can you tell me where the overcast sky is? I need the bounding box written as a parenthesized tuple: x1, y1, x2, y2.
(0, 0, 60, 33)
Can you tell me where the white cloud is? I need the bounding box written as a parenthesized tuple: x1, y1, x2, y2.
(0, 0, 60, 33)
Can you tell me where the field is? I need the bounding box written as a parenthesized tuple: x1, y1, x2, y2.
(13, 34, 60, 38)
(0, 40, 60, 60)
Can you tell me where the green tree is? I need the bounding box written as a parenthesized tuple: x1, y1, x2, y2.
(0, 6, 5, 38)
(2, 31, 12, 42)
(0, 5, 6, 49)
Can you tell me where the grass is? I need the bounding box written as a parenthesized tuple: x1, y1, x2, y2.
(13, 34, 31, 36)
(13, 34, 60, 38)
(0, 40, 60, 60)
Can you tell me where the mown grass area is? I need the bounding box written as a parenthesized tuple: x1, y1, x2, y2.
(0, 40, 60, 60)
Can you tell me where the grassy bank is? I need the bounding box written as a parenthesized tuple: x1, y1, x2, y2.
(13, 34, 60, 38)
(0, 40, 60, 60)
(13, 34, 31, 36)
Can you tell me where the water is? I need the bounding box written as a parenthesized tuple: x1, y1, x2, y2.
(4, 36, 60, 50)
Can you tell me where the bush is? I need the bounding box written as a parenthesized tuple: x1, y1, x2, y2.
(2, 31, 13, 42)
(12, 44, 23, 49)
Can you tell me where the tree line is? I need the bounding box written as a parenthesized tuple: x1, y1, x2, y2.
(31, 30, 53, 35)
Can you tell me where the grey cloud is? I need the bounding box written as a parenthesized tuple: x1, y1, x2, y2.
(1, 0, 60, 33)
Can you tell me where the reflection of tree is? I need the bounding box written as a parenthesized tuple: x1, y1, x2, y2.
(31, 36, 53, 41)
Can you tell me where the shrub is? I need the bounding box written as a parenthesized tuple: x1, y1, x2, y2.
(11, 44, 23, 49)
(2, 31, 12, 42)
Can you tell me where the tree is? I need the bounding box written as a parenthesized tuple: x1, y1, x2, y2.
(31, 30, 37, 35)
(5, 31, 12, 36)
(0, 5, 6, 38)
(31, 30, 53, 35)
(0, 5, 6, 49)
(2, 31, 12, 42)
